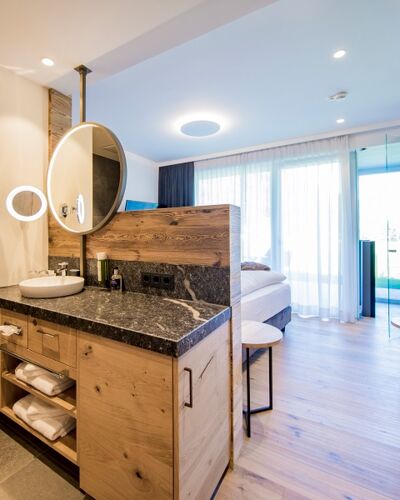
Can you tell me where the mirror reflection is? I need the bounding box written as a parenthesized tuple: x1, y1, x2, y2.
(6, 185, 47, 222)
(13, 191, 41, 217)
(47, 123, 126, 235)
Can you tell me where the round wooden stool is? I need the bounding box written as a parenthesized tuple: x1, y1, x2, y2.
(391, 318, 400, 329)
(242, 320, 283, 437)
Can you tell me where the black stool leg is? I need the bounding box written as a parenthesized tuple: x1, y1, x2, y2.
(249, 346, 274, 414)
(246, 347, 251, 437)
(243, 346, 274, 437)
(269, 346, 273, 410)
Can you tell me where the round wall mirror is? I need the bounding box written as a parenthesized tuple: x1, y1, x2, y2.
(47, 122, 127, 235)
(6, 186, 48, 222)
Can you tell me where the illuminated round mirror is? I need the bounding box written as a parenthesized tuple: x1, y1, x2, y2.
(6, 186, 47, 222)
(47, 122, 127, 235)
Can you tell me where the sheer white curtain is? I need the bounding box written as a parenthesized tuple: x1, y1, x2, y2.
(195, 136, 358, 322)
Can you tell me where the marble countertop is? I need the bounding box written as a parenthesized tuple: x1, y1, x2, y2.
(0, 286, 230, 357)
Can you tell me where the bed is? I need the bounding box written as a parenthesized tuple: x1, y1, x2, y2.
(241, 271, 291, 332)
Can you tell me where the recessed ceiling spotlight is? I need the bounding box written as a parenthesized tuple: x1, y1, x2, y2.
(333, 49, 346, 59)
(336, 118, 345, 124)
(41, 57, 54, 67)
(328, 90, 348, 101)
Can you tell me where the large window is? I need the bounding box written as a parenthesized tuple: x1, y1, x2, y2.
(195, 137, 357, 322)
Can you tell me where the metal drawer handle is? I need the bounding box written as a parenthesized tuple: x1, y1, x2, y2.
(184, 367, 193, 408)
(0, 341, 69, 379)
(36, 329, 57, 339)
(2, 322, 22, 336)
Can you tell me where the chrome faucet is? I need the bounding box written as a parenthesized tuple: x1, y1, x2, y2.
(56, 262, 69, 277)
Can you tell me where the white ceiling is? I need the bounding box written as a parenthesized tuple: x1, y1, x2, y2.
(75, 0, 400, 162)
(0, 0, 273, 92)
(3, 0, 400, 164)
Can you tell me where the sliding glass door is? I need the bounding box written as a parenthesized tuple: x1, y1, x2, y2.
(358, 135, 400, 337)
(386, 134, 400, 338)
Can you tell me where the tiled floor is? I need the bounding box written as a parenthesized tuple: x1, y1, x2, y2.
(0, 417, 84, 500)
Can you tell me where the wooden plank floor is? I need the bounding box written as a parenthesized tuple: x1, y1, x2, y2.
(218, 307, 400, 500)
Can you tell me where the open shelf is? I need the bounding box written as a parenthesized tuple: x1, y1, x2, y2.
(1, 370, 76, 418)
(0, 405, 77, 465)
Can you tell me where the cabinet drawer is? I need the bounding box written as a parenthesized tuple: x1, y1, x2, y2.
(0, 309, 28, 348)
(28, 317, 77, 367)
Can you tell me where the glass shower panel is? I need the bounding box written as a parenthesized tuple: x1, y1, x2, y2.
(386, 134, 400, 338)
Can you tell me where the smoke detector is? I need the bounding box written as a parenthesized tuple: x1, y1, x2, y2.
(328, 91, 348, 101)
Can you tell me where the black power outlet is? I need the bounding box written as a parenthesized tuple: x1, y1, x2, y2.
(141, 272, 175, 290)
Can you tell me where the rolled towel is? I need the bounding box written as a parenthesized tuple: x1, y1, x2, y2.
(15, 362, 74, 396)
(12, 395, 75, 441)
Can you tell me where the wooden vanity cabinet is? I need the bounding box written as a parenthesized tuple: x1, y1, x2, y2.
(78, 322, 231, 500)
(1, 306, 231, 499)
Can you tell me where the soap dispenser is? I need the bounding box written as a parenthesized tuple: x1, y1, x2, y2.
(110, 267, 123, 292)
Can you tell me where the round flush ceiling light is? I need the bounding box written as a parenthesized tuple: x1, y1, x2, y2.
(41, 57, 55, 67)
(6, 185, 48, 222)
(333, 49, 346, 59)
(180, 120, 221, 137)
(175, 112, 227, 138)
(336, 118, 345, 124)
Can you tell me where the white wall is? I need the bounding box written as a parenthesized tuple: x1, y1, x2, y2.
(118, 150, 158, 210)
(0, 67, 48, 287)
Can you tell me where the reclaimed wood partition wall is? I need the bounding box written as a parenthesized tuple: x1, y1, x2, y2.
(48, 89, 243, 462)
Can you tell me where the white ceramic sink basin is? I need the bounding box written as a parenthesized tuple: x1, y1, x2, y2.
(19, 276, 84, 299)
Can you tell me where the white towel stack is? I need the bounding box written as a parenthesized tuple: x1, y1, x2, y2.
(15, 362, 74, 396)
(13, 395, 75, 441)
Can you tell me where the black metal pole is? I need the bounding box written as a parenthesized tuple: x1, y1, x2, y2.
(74, 65, 91, 280)
(246, 347, 251, 437)
(74, 65, 92, 123)
(269, 346, 273, 410)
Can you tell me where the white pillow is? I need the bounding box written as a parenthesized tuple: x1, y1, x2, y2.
(241, 270, 286, 296)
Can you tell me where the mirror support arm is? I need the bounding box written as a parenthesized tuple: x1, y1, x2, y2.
(74, 65, 92, 123)
(80, 235, 86, 279)
(74, 65, 91, 281)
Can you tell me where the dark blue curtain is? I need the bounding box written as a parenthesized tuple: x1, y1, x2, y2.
(158, 162, 194, 207)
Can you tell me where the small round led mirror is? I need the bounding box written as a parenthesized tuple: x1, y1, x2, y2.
(6, 186, 47, 222)
(47, 122, 127, 235)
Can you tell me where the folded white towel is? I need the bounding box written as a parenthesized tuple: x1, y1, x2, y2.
(15, 363, 49, 383)
(0, 325, 20, 337)
(15, 362, 74, 396)
(12, 395, 75, 441)
(26, 397, 67, 421)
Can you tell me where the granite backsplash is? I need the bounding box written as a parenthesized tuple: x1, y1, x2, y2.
(49, 256, 230, 306)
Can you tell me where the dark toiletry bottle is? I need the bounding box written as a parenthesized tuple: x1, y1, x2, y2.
(110, 267, 123, 292)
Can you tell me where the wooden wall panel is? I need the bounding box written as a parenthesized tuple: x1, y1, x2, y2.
(48, 89, 79, 255)
(48, 89, 72, 160)
(87, 205, 231, 267)
(49, 202, 234, 268)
